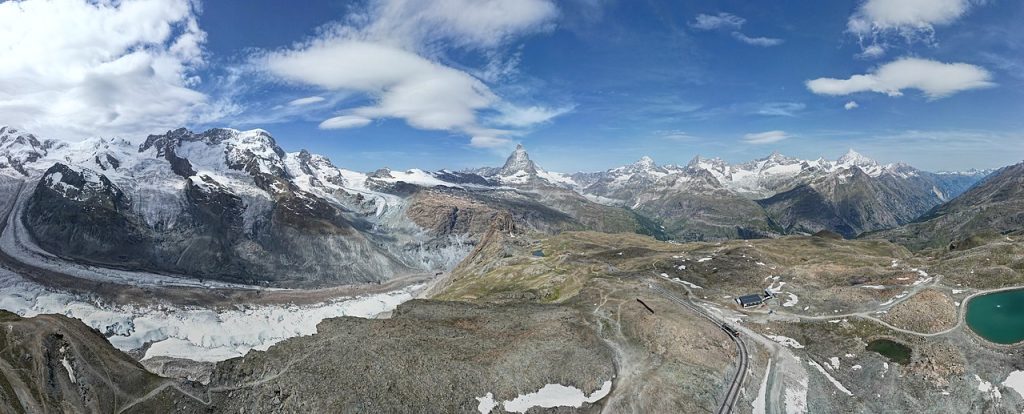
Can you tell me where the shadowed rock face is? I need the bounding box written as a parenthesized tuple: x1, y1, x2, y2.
(872, 161, 1024, 249)
(23, 161, 410, 287)
(0, 311, 173, 413)
(758, 166, 986, 239)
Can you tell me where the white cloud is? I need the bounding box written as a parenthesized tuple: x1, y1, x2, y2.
(691, 12, 783, 47)
(857, 44, 887, 59)
(0, 0, 221, 140)
(743, 130, 791, 144)
(268, 40, 496, 132)
(690, 13, 745, 30)
(288, 96, 326, 106)
(806, 57, 994, 100)
(263, 0, 566, 146)
(489, 104, 574, 127)
(731, 32, 784, 47)
(755, 102, 805, 117)
(469, 135, 512, 148)
(364, 0, 558, 50)
(844, 101, 860, 110)
(847, 0, 982, 54)
(849, 0, 976, 33)
(319, 115, 373, 129)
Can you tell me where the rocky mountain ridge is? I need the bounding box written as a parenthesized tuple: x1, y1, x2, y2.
(0, 125, 999, 284)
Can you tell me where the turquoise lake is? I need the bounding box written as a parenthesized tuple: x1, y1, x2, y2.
(965, 289, 1024, 345)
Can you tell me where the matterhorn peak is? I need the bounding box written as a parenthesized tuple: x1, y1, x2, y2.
(499, 143, 538, 176)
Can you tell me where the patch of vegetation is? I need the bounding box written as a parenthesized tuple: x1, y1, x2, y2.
(866, 339, 912, 364)
(630, 210, 671, 241)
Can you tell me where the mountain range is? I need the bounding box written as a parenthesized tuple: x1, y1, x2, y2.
(3, 124, 1024, 414)
(0, 125, 1005, 286)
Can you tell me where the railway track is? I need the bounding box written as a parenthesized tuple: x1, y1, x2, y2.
(651, 284, 748, 414)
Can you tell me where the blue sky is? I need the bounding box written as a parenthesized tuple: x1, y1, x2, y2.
(2, 0, 1022, 172)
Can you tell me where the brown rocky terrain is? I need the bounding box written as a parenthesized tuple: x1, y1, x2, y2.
(880, 289, 958, 334)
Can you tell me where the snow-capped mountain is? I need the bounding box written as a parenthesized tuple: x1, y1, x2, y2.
(0, 126, 67, 177)
(473, 144, 577, 188)
(571, 149, 989, 239)
(681, 149, 903, 198)
(0, 124, 994, 272)
(2, 126, 657, 286)
(569, 156, 681, 204)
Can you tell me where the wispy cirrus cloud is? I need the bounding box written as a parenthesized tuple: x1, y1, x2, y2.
(754, 102, 805, 117)
(690, 12, 783, 47)
(288, 96, 326, 106)
(731, 32, 783, 47)
(743, 130, 791, 144)
(689, 12, 745, 31)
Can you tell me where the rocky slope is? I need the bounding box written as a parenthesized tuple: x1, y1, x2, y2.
(872, 161, 1024, 249)
(0, 310, 190, 413)
(758, 163, 978, 238)
(6, 225, 1024, 413)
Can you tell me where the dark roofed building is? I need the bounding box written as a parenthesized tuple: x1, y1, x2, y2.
(735, 294, 764, 308)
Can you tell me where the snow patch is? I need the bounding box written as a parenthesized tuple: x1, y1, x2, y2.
(493, 381, 612, 413)
(675, 279, 703, 289)
(784, 378, 808, 414)
(809, 360, 853, 396)
(1001, 371, 1024, 398)
(828, 357, 841, 370)
(752, 359, 771, 414)
(782, 293, 799, 307)
(476, 392, 497, 414)
(976, 375, 1002, 399)
(767, 335, 805, 349)
(58, 346, 76, 384)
